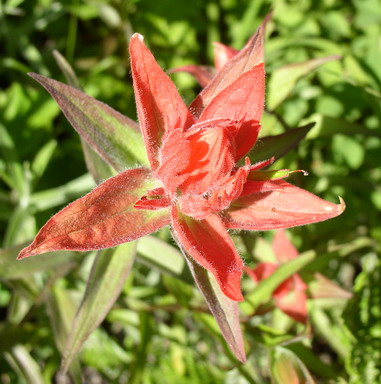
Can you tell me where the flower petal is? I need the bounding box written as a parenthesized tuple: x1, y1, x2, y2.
(18, 168, 170, 259)
(191, 13, 270, 116)
(171, 208, 244, 301)
(273, 229, 299, 263)
(223, 180, 345, 230)
(198, 65, 265, 160)
(129, 34, 194, 170)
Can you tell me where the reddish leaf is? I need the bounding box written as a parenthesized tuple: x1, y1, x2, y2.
(129, 34, 194, 170)
(18, 168, 170, 259)
(171, 208, 244, 301)
(28, 73, 146, 172)
(273, 274, 308, 324)
(191, 13, 270, 116)
(223, 180, 345, 230)
(199, 65, 265, 160)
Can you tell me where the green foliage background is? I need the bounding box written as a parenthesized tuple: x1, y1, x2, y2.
(0, 0, 380, 382)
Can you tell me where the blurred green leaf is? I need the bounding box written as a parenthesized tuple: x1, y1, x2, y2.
(344, 254, 381, 384)
(29, 173, 95, 212)
(268, 56, 340, 109)
(332, 134, 365, 170)
(250, 324, 293, 347)
(311, 306, 351, 359)
(0, 122, 24, 192)
(137, 235, 191, 282)
(31, 139, 57, 182)
(4, 345, 44, 384)
(47, 285, 82, 384)
(305, 114, 381, 139)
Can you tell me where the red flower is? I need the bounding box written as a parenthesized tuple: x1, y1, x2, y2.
(246, 229, 308, 323)
(18, 31, 344, 302)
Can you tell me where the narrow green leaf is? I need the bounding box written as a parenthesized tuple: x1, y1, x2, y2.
(0, 123, 24, 192)
(268, 56, 340, 109)
(52, 50, 81, 90)
(136, 235, 191, 282)
(61, 241, 137, 372)
(311, 307, 350, 358)
(129, 312, 154, 384)
(246, 251, 316, 308)
(250, 123, 314, 163)
(31, 140, 57, 182)
(3, 205, 36, 247)
(0, 243, 84, 279)
(47, 285, 82, 384)
(183, 254, 246, 363)
(29, 73, 148, 172)
(5, 345, 44, 384)
(80, 328, 129, 369)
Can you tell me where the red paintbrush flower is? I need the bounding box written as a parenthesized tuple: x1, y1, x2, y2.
(18, 29, 344, 303)
(245, 229, 308, 323)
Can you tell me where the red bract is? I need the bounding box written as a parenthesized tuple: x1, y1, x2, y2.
(18, 31, 344, 302)
(245, 229, 308, 323)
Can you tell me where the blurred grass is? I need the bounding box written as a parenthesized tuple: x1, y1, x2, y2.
(0, 0, 380, 382)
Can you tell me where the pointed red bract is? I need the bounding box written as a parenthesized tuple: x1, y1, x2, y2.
(171, 208, 244, 301)
(191, 13, 270, 116)
(224, 180, 345, 230)
(129, 34, 194, 170)
(273, 228, 299, 263)
(199, 64, 265, 160)
(18, 168, 170, 259)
